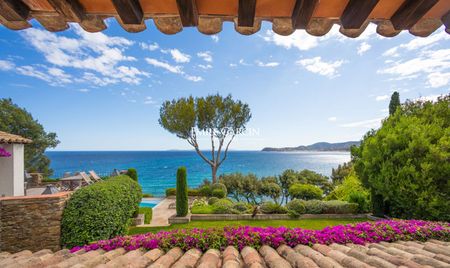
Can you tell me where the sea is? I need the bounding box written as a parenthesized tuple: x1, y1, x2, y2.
(46, 151, 350, 197)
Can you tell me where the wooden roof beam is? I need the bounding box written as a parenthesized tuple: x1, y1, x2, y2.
(341, 0, 379, 29)
(238, 0, 256, 27)
(292, 0, 319, 29)
(0, 0, 29, 22)
(391, 0, 439, 30)
(47, 0, 85, 23)
(111, 0, 143, 25)
(176, 0, 198, 27)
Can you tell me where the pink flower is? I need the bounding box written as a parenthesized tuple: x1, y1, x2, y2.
(0, 148, 11, 157)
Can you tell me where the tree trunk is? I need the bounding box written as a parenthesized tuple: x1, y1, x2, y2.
(211, 164, 217, 184)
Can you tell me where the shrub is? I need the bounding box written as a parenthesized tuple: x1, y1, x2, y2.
(142, 193, 153, 198)
(139, 207, 152, 224)
(232, 202, 251, 213)
(176, 167, 188, 217)
(302, 200, 325, 214)
(166, 188, 176, 197)
(61, 175, 142, 247)
(260, 202, 288, 214)
(208, 197, 219, 205)
(326, 170, 369, 202)
(211, 183, 227, 196)
(286, 199, 306, 217)
(188, 189, 200, 196)
(191, 204, 214, 214)
(192, 198, 208, 207)
(212, 188, 226, 198)
(322, 200, 358, 214)
(199, 185, 212, 197)
(289, 184, 323, 200)
(348, 192, 369, 213)
(127, 168, 138, 182)
(212, 199, 236, 214)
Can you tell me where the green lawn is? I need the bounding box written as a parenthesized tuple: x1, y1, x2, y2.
(128, 218, 367, 235)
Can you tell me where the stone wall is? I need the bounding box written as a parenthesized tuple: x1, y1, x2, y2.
(0, 192, 71, 253)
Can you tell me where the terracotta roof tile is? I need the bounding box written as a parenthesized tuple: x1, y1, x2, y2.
(0, 131, 32, 144)
(1, 239, 449, 267)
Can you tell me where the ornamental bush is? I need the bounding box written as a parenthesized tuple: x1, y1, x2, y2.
(211, 188, 226, 198)
(322, 200, 358, 214)
(211, 183, 227, 196)
(139, 207, 152, 224)
(212, 199, 237, 214)
(199, 185, 212, 197)
(348, 192, 370, 213)
(127, 168, 138, 182)
(302, 200, 325, 214)
(61, 175, 142, 248)
(289, 184, 323, 200)
(260, 202, 288, 214)
(208, 197, 219, 205)
(165, 188, 176, 196)
(286, 199, 306, 217)
(176, 167, 188, 217)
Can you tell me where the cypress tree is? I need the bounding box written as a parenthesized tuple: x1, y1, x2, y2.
(389, 91, 400, 115)
(176, 167, 188, 217)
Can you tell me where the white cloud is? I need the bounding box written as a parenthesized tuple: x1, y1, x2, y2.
(378, 48, 450, 87)
(339, 117, 384, 128)
(169, 49, 191, 63)
(48, 67, 72, 83)
(357, 42, 371, 55)
(21, 26, 147, 86)
(255, 60, 279, 67)
(238, 59, 250, 66)
(78, 88, 89, 92)
(296, 57, 345, 78)
(328, 117, 337, 122)
(263, 30, 321, 51)
(382, 31, 450, 58)
(375, 95, 389, 101)
(140, 42, 159, 51)
(16, 66, 52, 83)
(0, 60, 15, 70)
(198, 64, 212, 70)
(145, 58, 202, 82)
(229, 63, 237, 67)
(146, 58, 183, 74)
(211, 35, 219, 43)
(197, 51, 212, 62)
(427, 72, 450, 88)
(414, 94, 444, 102)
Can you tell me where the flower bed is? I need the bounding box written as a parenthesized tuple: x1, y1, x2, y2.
(70, 220, 449, 253)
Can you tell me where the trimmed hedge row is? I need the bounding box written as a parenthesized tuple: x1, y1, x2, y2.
(139, 207, 152, 224)
(61, 175, 142, 248)
(166, 188, 200, 197)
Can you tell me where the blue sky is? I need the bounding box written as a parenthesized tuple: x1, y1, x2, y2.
(0, 20, 449, 151)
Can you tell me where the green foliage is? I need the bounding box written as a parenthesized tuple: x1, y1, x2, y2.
(142, 193, 154, 198)
(389, 91, 401, 115)
(219, 173, 243, 201)
(353, 95, 450, 221)
(159, 94, 252, 182)
(301, 200, 325, 214)
(279, 169, 299, 203)
(208, 197, 219, 205)
(139, 207, 152, 224)
(211, 199, 236, 214)
(289, 184, 323, 200)
(42, 178, 58, 183)
(191, 204, 214, 214)
(260, 202, 288, 214)
(331, 162, 352, 185)
(61, 175, 142, 247)
(322, 200, 358, 214)
(259, 178, 282, 204)
(199, 185, 212, 197)
(348, 192, 369, 213)
(0, 99, 60, 176)
(166, 188, 176, 196)
(232, 202, 251, 213)
(286, 199, 306, 217)
(211, 188, 226, 198)
(127, 168, 138, 182)
(240, 173, 260, 204)
(326, 170, 369, 201)
(211, 183, 228, 196)
(176, 167, 188, 217)
(296, 169, 333, 195)
(188, 189, 200, 196)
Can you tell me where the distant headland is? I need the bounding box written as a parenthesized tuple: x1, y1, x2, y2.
(261, 141, 360, 152)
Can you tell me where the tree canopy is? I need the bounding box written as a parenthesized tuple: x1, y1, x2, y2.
(389, 91, 400, 115)
(0, 99, 59, 176)
(352, 95, 450, 221)
(159, 94, 251, 183)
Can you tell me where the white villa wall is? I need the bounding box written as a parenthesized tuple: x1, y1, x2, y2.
(0, 144, 25, 197)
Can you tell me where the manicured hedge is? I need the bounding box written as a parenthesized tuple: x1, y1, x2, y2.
(139, 207, 152, 224)
(61, 175, 142, 248)
(165, 188, 202, 197)
(176, 167, 188, 217)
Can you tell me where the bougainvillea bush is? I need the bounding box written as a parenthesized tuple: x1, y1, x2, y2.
(0, 147, 11, 157)
(70, 220, 449, 253)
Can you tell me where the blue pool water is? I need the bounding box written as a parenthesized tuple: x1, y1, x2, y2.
(46, 151, 350, 197)
(140, 199, 161, 208)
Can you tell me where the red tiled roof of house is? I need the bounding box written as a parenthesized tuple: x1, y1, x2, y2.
(0, 131, 32, 144)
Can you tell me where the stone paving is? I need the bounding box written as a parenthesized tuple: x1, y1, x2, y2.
(1, 239, 449, 268)
(147, 198, 176, 227)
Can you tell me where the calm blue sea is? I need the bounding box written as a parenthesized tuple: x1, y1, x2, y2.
(46, 151, 350, 197)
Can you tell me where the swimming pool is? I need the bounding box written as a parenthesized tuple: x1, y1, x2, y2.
(139, 199, 161, 208)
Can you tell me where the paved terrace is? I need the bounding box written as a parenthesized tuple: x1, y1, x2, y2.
(1, 239, 449, 268)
